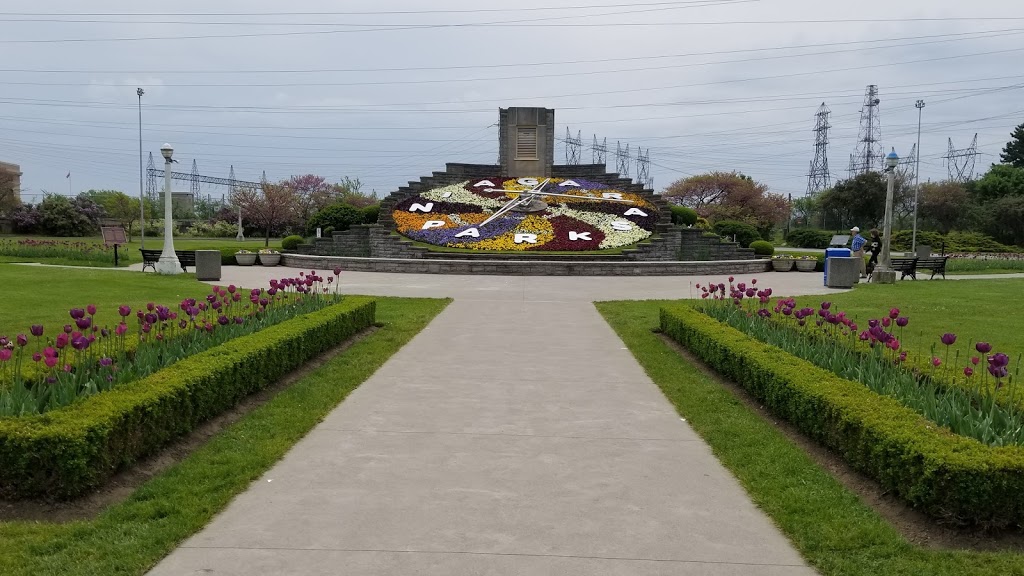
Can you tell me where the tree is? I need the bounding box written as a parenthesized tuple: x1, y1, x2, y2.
(231, 183, 299, 246)
(972, 164, 1024, 202)
(332, 176, 378, 208)
(662, 171, 789, 238)
(1000, 122, 1024, 168)
(918, 181, 969, 233)
(818, 172, 887, 230)
(283, 174, 335, 226)
(790, 196, 819, 227)
(35, 194, 105, 236)
(978, 195, 1024, 246)
(82, 190, 141, 240)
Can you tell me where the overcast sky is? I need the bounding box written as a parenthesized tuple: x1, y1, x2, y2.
(3, 0, 1022, 204)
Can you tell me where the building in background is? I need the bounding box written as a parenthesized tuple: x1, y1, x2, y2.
(0, 161, 22, 211)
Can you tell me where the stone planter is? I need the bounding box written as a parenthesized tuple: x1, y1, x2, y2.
(235, 253, 257, 266)
(259, 253, 281, 266)
(795, 259, 818, 272)
(771, 258, 794, 272)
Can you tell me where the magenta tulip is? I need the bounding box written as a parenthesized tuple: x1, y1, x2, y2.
(976, 342, 992, 354)
(118, 305, 131, 317)
(87, 304, 97, 316)
(940, 333, 957, 346)
(30, 324, 44, 337)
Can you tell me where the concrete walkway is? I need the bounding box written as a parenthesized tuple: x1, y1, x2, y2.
(150, 276, 817, 575)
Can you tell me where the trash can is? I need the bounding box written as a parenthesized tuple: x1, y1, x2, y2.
(824, 247, 851, 286)
(195, 250, 222, 281)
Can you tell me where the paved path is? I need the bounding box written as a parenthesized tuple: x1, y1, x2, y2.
(150, 283, 815, 575)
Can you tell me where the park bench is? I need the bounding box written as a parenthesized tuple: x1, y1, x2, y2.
(915, 256, 948, 280)
(140, 249, 197, 273)
(890, 257, 918, 280)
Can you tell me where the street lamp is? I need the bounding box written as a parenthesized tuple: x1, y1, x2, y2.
(911, 99, 925, 255)
(873, 148, 900, 284)
(155, 143, 181, 275)
(137, 88, 145, 249)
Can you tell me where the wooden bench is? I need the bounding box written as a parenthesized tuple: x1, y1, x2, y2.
(140, 249, 197, 273)
(915, 256, 948, 280)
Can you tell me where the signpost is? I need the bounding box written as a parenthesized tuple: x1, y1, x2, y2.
(101, 226, 128, 267)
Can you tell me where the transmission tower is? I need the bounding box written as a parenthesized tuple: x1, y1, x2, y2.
(945, 134, 978, 182)
(564, 128, 582, 165)
(806, 102, 831, 196)
(228, 165, 237, 195)
(850, 84, 882, 176)
(615, 142, 630, 177)
(896, 143, 917, 183)
(145, 152, 157, 201)
(190, 160, 200, 196)
(591, 135, 607, 164)
(636, 147, 650, 187)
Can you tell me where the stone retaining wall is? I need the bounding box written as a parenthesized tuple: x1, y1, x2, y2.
(283, 253, 771, 276)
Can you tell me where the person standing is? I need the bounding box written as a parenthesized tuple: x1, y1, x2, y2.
(850, 226, 867, 278)
(866, 228, 882, 276)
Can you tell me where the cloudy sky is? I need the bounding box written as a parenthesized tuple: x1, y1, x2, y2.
(3, 0, 1022, 204)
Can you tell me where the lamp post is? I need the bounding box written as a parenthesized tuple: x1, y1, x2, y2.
(138, 88, 145, 249)
(911, 99, 925, 255)
(873, 148, 900, 284)
(156, 143, 181, 275)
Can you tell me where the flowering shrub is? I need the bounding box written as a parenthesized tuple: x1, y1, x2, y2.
(392, 178, 658, 251)
(0, 269, 344, 416)
(694, 278, 1022, 446)
(0, 238, 130, 265)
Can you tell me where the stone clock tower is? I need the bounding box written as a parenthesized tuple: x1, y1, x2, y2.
(498, 107, 555, 178)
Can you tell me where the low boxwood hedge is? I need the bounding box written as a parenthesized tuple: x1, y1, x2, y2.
(660, 304, 1024, 527)
(0, 297, 376, 500)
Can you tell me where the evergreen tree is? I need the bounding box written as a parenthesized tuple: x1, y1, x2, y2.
(1001, 122, 1024, 167)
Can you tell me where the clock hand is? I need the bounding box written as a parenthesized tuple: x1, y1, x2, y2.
(478, 179, 549, 228)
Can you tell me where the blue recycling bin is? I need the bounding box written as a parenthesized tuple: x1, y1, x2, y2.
(824, 247, 852, 286)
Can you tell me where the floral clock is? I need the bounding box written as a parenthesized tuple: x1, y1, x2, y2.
(392, 177, 658, 251)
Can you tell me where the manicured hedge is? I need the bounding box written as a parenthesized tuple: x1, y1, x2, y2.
(660, 304, 1024, 527)
(0, 298, 376, 500)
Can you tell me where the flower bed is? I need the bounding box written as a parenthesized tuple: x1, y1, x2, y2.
(0, 238, 128, 266)
(666, 279, 1024, 526)
(0, 295, 375, 499)
(1, 271, 346, 417)
(392, 178, 658, 251)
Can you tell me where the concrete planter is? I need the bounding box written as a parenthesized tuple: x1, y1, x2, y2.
(771, 258, 794, 272)
(235, 253, 257, 266)
(259, 253, 281, 266)
(795, 259, 817, 272)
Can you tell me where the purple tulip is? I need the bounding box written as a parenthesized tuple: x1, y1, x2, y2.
(101, 328, 110, 338)
(99, 357, 113, 367)
(75, 317, 92, 330)
(16, 334, 28, 347)
(55, 334, 68, 349)
(147, 302, 155, 311)
(333, 267, 342, 276)
(30, 324, 44, 337)
(63, 324, 73, 334)
(228, 284, 237, 294)
(964, 367, 974, 377)
(757, 309, 771, 318)
(234, 316, 244, 324)
(881, 317, 891, 328)
(145, 313, 158, 325)
(940, 333, 957, 346)
(859, 331, 870, 341)
(899, 351, 908, 362)
(32, 352, 42, 362)
(71, 336, 89, 351)
(868, 319, 879, 328)
(69, 308, 85, 320)
(976, 342, 992, 354)
(989, 353, 1010, 368)
(87, 304, 97, 316)
(141, 323, 152, 334)
(889, 308, 900, 319)
(119, 305, 131, 317)
(895, 317, 908, 328)
(115, 323, 128, 336)
(821, 301, 831, 310)
(217, 315, 229, 326)
(179, 319, 188, 329)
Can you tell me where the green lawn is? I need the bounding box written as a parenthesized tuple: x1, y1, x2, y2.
(792, 279, 1024, 360)
(598, 299, 1024, 575)
(0, 295, 449, 575)
(0, 265, 208, 336)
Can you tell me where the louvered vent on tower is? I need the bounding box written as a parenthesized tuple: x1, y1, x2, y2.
(516, 126, 538, 160)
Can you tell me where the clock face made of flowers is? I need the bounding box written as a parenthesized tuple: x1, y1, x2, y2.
(392, 177, 658, 251)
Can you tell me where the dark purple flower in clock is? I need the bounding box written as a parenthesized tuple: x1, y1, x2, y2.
(259, 298, 269, 308)
(69, 308, 85, 320)
(895, 316, 909, 328)
(989, 353, 1010, 369)
(940, 333, 957, 346)
(211, 300, 222, 311)
(30, 324, 44, 337)
(736, 282, 746, 292)
(817, 308, 827, 318)
(976, 342, 992, 354)
(145, 313, 158, 325)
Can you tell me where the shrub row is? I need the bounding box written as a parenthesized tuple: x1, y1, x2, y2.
(784, 228, 832, 249)
(0, 298, 376, 500)
(890, 230, 1020, 253)
(660, 304, 1024, 527)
